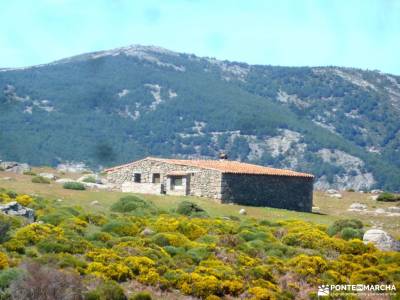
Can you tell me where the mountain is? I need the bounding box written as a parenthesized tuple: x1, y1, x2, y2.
(0, 45, 399, 191)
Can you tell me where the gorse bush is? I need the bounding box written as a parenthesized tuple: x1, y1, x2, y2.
(0, 252, 9, 270)
(377, 192, 400, 202)
(176, 201, 208, 217)
(31, 176, 51, 184)
(63, 182, 86, 190)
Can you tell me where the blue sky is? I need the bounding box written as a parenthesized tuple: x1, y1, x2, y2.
(1, 0, 399, 74)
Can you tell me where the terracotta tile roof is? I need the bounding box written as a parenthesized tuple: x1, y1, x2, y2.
(105, 157, 314, 178)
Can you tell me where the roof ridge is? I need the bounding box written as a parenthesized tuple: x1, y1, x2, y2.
(105, 157, 314, 178)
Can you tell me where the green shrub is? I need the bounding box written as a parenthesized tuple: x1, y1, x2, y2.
(39, 212, 70, 226)
(5, 191, 17, 199)
(176, 201, 208, 217)
(102, 220, 139, 236)
(63, 182, 85, 190)
(327, 219, 363, 237)
(31, 176, 51, 184)
(186, 247, 210, 263)
(377, 192, 400, 202)
(23, 171, 36, 176)
(129, 292, 152, 300)
(85, 280, 127, 300)
(340, 227, 363, 240)
(111, 196, 156, 215)
(37, 239, 71, 253)
(0, 268, 23, 289)
(82, 176, 97, 183)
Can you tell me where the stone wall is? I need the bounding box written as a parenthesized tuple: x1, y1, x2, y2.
(107, 158, 222, 198)
(221, 174, 313, 212)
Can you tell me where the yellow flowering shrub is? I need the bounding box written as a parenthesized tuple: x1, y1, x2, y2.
(86, 249, 121, 264)
(248, 286, 277, 300)
(14, 223, 64, 245)
(0, 193, 12, 203)
(237, 254, 260, 267)
(138, 267, 161, 285)
(86, 261, 132, 281)
(329, 257, 362, 277)
(178, 220, 207, 240)
(152, 232, 192, 248)
(350, 267, 388, 285)
(153, 216, 180, 232)
(179, 272, 221, 298)
(221, 279, 244, 296)
(0, 252, 9, 269)
(195, 259, 236, 280)
(124, 256, 155, 275)
(15, 194, 33, 206)
(60, 217, 88, 233)
(343, 239, 376, 255)
(288, 255, 328, 283)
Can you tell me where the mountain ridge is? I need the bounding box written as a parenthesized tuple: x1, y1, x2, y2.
(0, 44, 399, 191)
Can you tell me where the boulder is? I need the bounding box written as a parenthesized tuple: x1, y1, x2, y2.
(55, 178, 75, 184)
(370, 189, 384, 194)
(348, 203, 367, 211)
(0, 161, 30, 174)
(239, 208, 247, 215)
(56, 162, 90, 174)
(329, 193, 342, 199)
(38, 172, 57, 180)
(326, 189, 338, 194)
(374, 208, 386, 214)
(370, 195, 379, 201)
(0, 201, 35, 221)
(363, 229, 400, 251)
(141, 227, 155, 236)
(77, 174, 102, 184)
(82, 182, 109, 190)
(387, 206, 400, 213)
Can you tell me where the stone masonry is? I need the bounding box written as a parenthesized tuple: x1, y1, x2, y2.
(106, 157, 314, 212)
(107, 158, 222, 199)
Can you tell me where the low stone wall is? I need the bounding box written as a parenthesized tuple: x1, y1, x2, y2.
(221, 174, 313, 212)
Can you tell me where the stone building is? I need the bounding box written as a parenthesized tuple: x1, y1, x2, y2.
(105, 157, 314, 212)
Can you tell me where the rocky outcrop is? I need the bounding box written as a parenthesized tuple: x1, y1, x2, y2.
(0, 161, 30, 174)
(56, 162, 90, 173)
(38, 172, 57, 180)
(363, 229, 400, 251)
(0, 201, 35, 221)
(348, 203, 367, 211)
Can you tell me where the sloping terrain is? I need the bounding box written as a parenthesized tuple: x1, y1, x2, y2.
(0, 45, 399, 190)
(0, 169, 399, 299)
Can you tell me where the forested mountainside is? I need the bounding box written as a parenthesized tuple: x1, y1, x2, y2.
(0, 45, 399, 190)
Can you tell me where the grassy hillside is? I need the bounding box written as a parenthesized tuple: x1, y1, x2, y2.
(0, 169, 399, 299)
